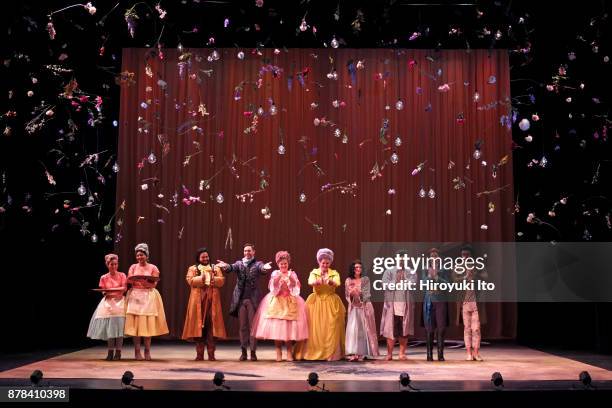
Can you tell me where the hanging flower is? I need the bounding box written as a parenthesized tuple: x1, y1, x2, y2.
(47, 20, 56, 40)
(124, 8, 139, 38)
(155, 3, 167, 19)
(83, 2, 96, 15)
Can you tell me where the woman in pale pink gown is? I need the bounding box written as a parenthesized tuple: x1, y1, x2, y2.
(251, 251, 308, 361)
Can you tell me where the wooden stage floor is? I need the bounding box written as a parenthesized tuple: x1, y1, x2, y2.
(2, 342, 612, 392)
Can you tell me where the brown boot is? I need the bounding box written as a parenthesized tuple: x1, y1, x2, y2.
(105, 350, 114, 361)
(250, 349, 258, 361)
(195, 343, 205, 361)
(239, 347, 248, 361)
(207, 345, 216, 361)
(113, 350, 122, 361)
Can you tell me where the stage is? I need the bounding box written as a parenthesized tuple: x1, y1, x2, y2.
(2, 341, 612, 392)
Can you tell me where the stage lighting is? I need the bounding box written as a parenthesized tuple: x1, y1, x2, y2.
(121, 371, 134, 386)
(121, 371, 143, 390)
(213, 372, 230, 390)
(213, 372, 225, 386)
(579, 371, 592, 389)
(491, 372, 504, 388)
(30, 370, 43, 386)
(307, 372, 319, 387)
(307, 372, 327, 391)
(399, 372, 411, 391)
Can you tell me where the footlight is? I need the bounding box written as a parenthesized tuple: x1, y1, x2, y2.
(121, 371, 143, 390)
(399, 372, 411, 391)
(30, 370, 43, 387)
(491, 372, 504, 389)
(579, 371, 593, 389)
(307, 372, 327, 392)
(213, 372, 230, 390)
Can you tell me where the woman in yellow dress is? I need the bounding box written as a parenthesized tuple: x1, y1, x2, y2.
(294, 248, 346, 361)
(124, 243, 169, 360)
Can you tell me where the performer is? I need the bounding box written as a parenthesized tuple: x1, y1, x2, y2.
(86, 254, 127, 360)
(217, 243, 272, 361)
(182, 248, 227, 361)
(379, 252, 416, 361)
(125, 243, 169, 360)
(454, 244, 488, 361)
(251, 251, 309, 362)
(421, 247, 449, 362)
(294, 248, 346, 361)
(345, 260, 379, 361)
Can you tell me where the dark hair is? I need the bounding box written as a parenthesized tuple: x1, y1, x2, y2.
(243, 243, 255, 250)
(195, 247, 210, 266)
(348, 260, 364, 279)
(460, 244, 474, 255)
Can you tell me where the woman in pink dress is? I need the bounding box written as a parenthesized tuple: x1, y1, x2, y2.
(251, 251, 308, 361)
(124, 243, 169, 360)
(87, 254, 127, 360)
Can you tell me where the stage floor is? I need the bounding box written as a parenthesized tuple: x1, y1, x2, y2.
(2, 342, 612, 391)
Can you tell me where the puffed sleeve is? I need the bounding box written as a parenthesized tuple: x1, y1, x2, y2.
(119, 273, 128, 293)
(289, 271, 301, 297)
(330, 270, 341, 287)
(151, 265, 161, 277)
(307, 269, 319, 286)
(269, 270, 282, 295)
(149, 265, 160, 287)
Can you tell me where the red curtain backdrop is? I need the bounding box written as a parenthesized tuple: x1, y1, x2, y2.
(117, 48, 516, 340)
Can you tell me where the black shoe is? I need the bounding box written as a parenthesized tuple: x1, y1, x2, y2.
(437, 332, 445, 361)
(105, 350, 114, 361)
(239, 347, 248, 361)
(250, 350, 258, 361)
(113, 350, 122, 361)
(426, 332, 434, 361)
